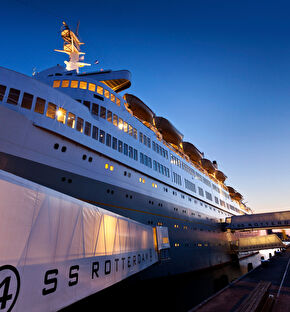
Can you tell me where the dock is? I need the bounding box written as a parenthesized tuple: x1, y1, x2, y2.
(190, 246, 290, 312)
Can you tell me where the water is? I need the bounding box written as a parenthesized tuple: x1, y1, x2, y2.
(62, 249, 278, 312)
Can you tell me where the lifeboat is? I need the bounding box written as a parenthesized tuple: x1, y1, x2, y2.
(182, 142, 203, 164)
(153, 116, 183, 147)
(215, 170, 227, 183)
(201, 159, 216, 174)
(123, 94, 155, 125)
(227, 186, 242, 201)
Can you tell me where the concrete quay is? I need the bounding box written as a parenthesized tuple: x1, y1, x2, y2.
(189, 246, 290, 312)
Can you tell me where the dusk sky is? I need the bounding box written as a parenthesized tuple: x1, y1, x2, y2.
(1, 0, 290, 213)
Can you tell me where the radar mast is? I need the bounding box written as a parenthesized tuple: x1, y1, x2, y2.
(55, 21, 91, 73)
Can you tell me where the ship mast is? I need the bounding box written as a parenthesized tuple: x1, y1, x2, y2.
(55, 21, 91, 73)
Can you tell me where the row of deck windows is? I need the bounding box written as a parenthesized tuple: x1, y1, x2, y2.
(76, 99, 138, 139)
(152, 141, 169, 159)
(52, 80, 121, 106)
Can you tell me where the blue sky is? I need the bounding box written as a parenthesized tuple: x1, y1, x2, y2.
(1, 0, 290, 213)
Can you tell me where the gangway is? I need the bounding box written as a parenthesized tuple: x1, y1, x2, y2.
(226, 211, 290, 231)
(0, 170, 168, 312)
(229, 234, 285, 253)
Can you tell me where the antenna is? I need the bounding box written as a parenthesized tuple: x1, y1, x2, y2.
(54, 21, 90, 73)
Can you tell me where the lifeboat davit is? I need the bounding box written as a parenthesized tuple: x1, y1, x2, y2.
(153, 116, 183, 147)
(215, 170, 227, 183)
(182, 142, 203, 164)
(124, 94, 155, 125)
(201, 159, 216, 174)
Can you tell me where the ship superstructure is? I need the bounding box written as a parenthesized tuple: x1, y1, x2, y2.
(0, 23, 252, 277)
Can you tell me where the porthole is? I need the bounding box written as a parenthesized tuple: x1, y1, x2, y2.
(88, 157, 93, 162)
(54, 143, 59, 150)
(68, 179, 72, 184)
(61, 146, 67, 152)
(82, 154, 87, 160)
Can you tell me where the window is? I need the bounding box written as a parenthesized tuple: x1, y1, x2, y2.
(185, 179, 196, 193)
(92, 126, 98, 140)
(21, 92, 33, 109)
(123, 122, 128, 133)
(53, 80, 60, 88)
(100, 106, 106, 119)
(116, 98, 121, 106)
(79, 81, 87, 89)
(205, 191, 213, 201)
(139, 132, 143, 143)
(124, 143, 128, 156)
(118, 118, 123, 130)
(34, 97, 45, 114)
(106, 133, 111, 147)
(113, 114, 118, 126)
(134, 149, 138, 161)
(129, 146, 133, 158)
(112, 137, 117, 150)
(111, 94, 115, 103)
(84, 122, 91, 136)
(67, 112, 75, 128)
(83, 101, 91, 110)
(76, 117, 84, 132)
(107, 110, 112, 122)
(97, 86, 103, 95)
(46, 102, 57, 119)
(7, 88, 20, 105)
(61, 80, 69, 88)
(99, 130, 105, 143)
(128, 125, 133, 136)
(92, 103, 99, 116)
(117, 140, 123, 153)
(198, 187, 204, 197)
(56, 108, 66, 124)
(0, 85, 6, 101)
(104, 89, 110, 98)
(88, 83, 96, 92)
(70, 80, 78, 88)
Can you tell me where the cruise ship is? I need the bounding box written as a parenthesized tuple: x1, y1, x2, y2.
(0, 22, 252, 278)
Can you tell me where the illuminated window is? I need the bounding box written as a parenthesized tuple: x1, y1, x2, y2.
(111, 94, 115, 103)
(53, 80, 60, 88)
(21, 92, 33, 110)
(97, 85, 103, 95)
(79, 81, 87, 89)
(34, 97, 45, 114)
(198, 243, 202, 247)
(99, 130, 105, 143)
(107, 110, 112, 123)
(104, 89, 110, 98)
(61, 80, 69, 88)
(56, 108, 67, 124)
(128, 125, 133, 136)
(174, 243, 180, 247)
(67, 113, 75, 128)
(152, 183, 157, 188)
(76, 117, 84, 132)
(139, 177, 142, 183)
(113, 114, 118, 126)
(123, 122, 128, 133)
(46, 102, 57, 119)
(110, 165, 114, 171)
(116, 98, 121, 106)
(88, 83, 96, 92)
(118, 118, 123, 130)
(70, 80, 78, 88)
(105, 164, 109, 169)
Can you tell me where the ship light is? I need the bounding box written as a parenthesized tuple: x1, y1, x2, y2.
(56, 108, 66, 124)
